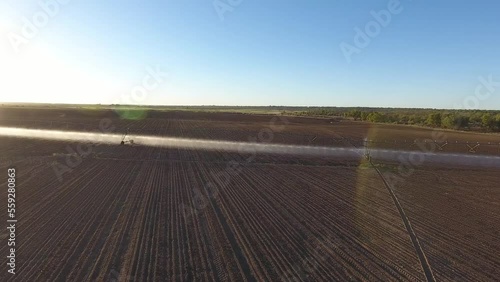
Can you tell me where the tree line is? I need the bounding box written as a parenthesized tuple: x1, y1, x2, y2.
(288, 108, 500, 132)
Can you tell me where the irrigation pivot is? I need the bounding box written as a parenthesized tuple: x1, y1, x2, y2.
(120, 128, 134, 145)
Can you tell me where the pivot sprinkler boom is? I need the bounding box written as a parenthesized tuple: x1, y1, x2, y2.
(120, 128, 134, 145)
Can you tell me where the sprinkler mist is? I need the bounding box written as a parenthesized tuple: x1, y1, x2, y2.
(0, 126, 500, 168)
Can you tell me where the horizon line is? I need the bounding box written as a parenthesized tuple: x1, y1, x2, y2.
(1, 101, 499, 112)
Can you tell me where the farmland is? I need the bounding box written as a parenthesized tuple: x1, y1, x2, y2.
(0, 107, 499, 281)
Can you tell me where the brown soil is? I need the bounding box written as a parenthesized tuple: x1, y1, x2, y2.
(0, 107, 498, 281)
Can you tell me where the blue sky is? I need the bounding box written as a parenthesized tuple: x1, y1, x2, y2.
(1, 0, 500, 109)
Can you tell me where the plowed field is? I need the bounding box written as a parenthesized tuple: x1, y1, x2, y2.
(0, 107, 499, 281)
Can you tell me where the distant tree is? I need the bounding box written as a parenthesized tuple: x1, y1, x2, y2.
(384, 114, 396, 123)
(367, 112, 385, 123)
(398, 114, 409, 124)
(457, 115, 470, 128)
(361, 112, 369, 121)
(441, 114, 456, 129)
(481, 113, 491, 126)
(426, 113, 442, 127)
(470, 111, 483, 123)
(292, 108, 496, 132)
(408, 114, 424, 125)
(440, 114, 467, 129)
(495, 114, 500, 131)
(481, 113, 494, 130)
(350, 110, 362, 120)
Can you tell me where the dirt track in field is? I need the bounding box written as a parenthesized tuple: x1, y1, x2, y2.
(0, 107, 499, 281)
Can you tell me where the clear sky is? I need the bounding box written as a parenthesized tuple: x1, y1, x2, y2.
(1, 0, 499, 109)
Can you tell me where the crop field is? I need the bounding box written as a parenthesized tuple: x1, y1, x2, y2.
(0, 107, 499, 281)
